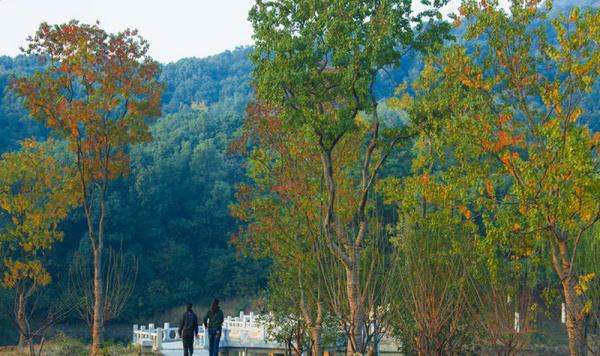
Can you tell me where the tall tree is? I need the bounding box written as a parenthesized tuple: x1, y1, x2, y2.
(0, 139, 77, 355)
(13, 21, 162, 354)
(231, 102, 333, 355)
(408, 1, 600, 354)
(249, 1, 451, 353)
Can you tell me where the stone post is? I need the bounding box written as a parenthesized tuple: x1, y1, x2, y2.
(155, 328, 163, 351)
(133, 324, 138, 343)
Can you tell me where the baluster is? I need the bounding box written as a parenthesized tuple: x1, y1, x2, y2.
(155, 328, 163, 351)
(133, 324, 138, 342)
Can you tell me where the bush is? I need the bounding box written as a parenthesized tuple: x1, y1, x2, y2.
(42, 334, 142, 356)
(43, 334, 88, 356)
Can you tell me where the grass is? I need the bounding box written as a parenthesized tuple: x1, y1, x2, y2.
(0, 333, 155, 356)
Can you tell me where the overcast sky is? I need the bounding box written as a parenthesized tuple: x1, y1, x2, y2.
(0, 0, 468, 63)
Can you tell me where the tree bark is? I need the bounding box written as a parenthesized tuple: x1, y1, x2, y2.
(345, 260, 364, 356)
(310, 326, 323, 356)
(563, 281, 586, 356)
(551, 238, 587, 356)
(27, 339, 36, 356)
(89, 150, 109, 356)
(16, 291, 36, 356)
(91, 246, 104, 355)
(299, 269, 324, 356)
(295, 322, 305, 356)
(16, 292, 27, 349)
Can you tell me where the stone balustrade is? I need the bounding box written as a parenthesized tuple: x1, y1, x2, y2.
(133, 312, 277, 352)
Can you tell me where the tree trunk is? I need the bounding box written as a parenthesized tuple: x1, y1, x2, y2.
(346, 260, 364, 356)
(27, 339, 36, 356)
(298, 267, 324, 356)
(91, 246, 104, 355)
(90, 169, 108, 356)
(16, 292, 27, 349)
(562, 280, 586, 356)
(295, 323, 304, 356)
(366, 343, 377, 356)
(551, 238, 587, 356)
(17, 292, 35, 356)
(310, 326, 323, 356)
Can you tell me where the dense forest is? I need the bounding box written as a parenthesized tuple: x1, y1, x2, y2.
(0, 0, 599, 354)
(0, 47, 268, 343)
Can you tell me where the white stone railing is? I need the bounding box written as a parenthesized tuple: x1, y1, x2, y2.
(133, 312, 277, 352)
(133, 322, 208, 351)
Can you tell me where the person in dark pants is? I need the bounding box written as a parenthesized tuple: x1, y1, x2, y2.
(203, 299, 224, 356)
(179, 303, 199, 356)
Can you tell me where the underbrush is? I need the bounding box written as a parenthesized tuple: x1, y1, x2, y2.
(0, 334, 148, 356)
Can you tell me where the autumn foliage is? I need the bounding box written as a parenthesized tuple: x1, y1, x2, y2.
(0, 139, 77, 353)
(12, 21, 163, 355)
(400, 1, 600, 354)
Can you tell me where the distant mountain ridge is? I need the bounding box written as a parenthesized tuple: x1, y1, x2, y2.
(0, 47, 256, 152)
(2, 0, 598, 152)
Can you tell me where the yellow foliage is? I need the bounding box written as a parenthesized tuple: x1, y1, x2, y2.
(579, 301, 593, 319)
(2, 259, 51, 288)
(574, 272, 596, 295)
(0, 139, 77, 292)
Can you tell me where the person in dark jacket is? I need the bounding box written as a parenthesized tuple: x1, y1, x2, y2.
(179, 303, 199, 356)
(203, 299, 224, 356)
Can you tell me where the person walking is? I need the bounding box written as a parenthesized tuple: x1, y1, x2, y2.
(179, 303, 199, 356)
(203, 299, 224, 356)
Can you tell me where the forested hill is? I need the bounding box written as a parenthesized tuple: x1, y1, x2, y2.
(161, 47, 253, 114)
(0, 55, 47, 152)
(0, 2, 599, 337)
(0, 47, 255, 152)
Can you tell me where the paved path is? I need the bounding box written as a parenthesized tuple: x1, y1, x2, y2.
(160, 341, 209, 356)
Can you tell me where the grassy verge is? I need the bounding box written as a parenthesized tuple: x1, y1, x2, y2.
(0, 334, 156, 356)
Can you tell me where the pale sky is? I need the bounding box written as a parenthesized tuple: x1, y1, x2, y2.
(0, 0, 469, 63)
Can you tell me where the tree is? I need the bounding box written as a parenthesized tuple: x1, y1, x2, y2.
(261, 263, 330, 356)
(394, 233, 471, 355)
(13, 21, 163, 354)
(0, 139, 77, 355)
(231, 102, 334, 355)
(69, 248, 138, 331)
(249, 1, 451, 353)
(468, 278, 537, 356)
(407, 1, 600, 354)
(379, 169, 478, 354)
